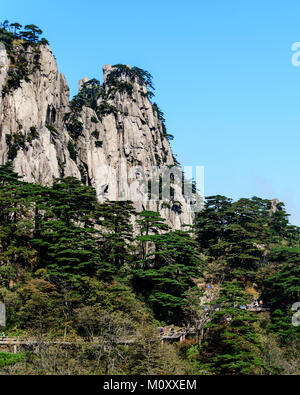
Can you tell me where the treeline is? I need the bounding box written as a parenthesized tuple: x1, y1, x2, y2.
(0, 20, 48, 45)
(0, 163, 202, 374)
(0, 163, 299, 374)
(188, 196, 300, 374)
(0, 21, 49, 96)
(0, 163, 200, 323)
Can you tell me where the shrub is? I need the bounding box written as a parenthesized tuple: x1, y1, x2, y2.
(96, 102, 118, 117)
(64, 114, 83, 140)
(91, 130, 99, 139)
(0, 352, 25, 368)
(91, 116, 98, 123)
(46, 124, 58, 134)
(0, 22, 45, 96)
(67, 140, 77, 161)
(27, 126, 39, 144)
(6, 133, 26, 160)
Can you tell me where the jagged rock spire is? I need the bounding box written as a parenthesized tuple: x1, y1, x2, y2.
(0, 47, 194, 229)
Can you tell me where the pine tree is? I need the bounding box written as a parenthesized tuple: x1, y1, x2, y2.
(195, 195, 233, 251)
(203, 281, 266, 375)
(32, 177, 100, 280)
(136, 210, 170, 260)
(10, 23, 22, 36)
(265, 246, 300, 343)
(22, 24, 42, 43)
(95, 201, 136, 279)
(133, 224, 202, 322)
(195, 196, 271, 280)
(0, 164, 39, 279)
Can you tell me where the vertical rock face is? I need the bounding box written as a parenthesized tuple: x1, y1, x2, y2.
(0, 44, 194, 229)
(0, 44, 80, 184)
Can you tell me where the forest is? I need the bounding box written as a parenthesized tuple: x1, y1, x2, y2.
(0, 163, 299, 375)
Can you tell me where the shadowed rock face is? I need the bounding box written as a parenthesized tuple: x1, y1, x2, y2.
(0, 44, 194, 229)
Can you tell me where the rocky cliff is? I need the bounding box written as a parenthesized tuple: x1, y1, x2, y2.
(0, 41, 194, 229)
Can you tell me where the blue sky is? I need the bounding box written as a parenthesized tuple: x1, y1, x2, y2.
(2, 0, 300, 225)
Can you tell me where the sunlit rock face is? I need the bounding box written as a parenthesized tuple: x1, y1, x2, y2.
(0, 44, 194, 229)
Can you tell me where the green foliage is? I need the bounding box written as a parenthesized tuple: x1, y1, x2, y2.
(40, 38, 49, 46)
(68, 79, 118, 123)
(264, 246, 300, 343)
(21, 25, 42, 43)
(71, 79, 103, 113)
(27, 126, 39, 143)
(5, 133, 25, 161)
(166, 133, 174, 141)
(109, 65, 154, 89)
(0, 352, 25, 368)
(29, 178, 99, 281)
(5, 128, 40, 160)
(131, 66, 155, 91)
(64, 113, 83, 139)
(152, 102, 167, 136)
(202, 281, 266, 375)
(151, 102, 175, 143)
(17, 279, 63, 333)
(91, 116, 98, 123)
(46, 124, 58, 134)
(91, 130, 99, 139)
(78, 164, 87, 185)
(1, 26, 299, 373)
(0, 26, 15, 52)
(195, 195, 272, 277)
(133, 211, 202, 321)
(97, 102, 118, 117)
(191, 194, 300, 372)
(105, 64, 155, 99)
(0, 21, 46, 96)
(96, 201, 136, 279)
(0, 158, 299, 374)
(67, 140, 77, 161)
(110, 81, 134, 97)
(0, 164, 40, 283)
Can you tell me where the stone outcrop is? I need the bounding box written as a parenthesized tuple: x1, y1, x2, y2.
(0, 43, 194, 229)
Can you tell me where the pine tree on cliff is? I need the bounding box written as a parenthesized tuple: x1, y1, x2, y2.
(21, 24, 42, 43)
(10, 22, 22, 36)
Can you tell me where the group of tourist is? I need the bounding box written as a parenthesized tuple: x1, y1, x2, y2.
(159, 326, 175, 336)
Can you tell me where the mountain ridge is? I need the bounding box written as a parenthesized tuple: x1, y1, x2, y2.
(0, 39, 194, 229)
